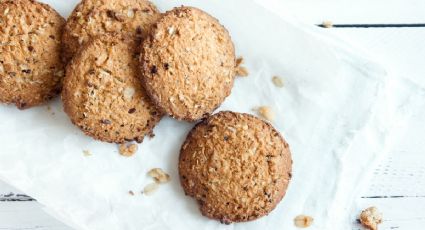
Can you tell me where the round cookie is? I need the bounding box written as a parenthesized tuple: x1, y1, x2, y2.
(62, 0, 160, 63)
(179, 111, 292, 223)
(140, 7, 236, 121)
(62, 35, 162, 143)
(0, 0, 65, 109)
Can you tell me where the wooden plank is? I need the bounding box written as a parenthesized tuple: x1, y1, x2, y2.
(256, 0, 425, 24)
(327, 28, 425, 89)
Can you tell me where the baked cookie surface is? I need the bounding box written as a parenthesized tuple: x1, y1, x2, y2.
(62, 0, 160, 62)
(140, 7, 236, 121)
(62, 35, 162, 143)
(179, 111, 292, 223)
(0, 0, 65, 109)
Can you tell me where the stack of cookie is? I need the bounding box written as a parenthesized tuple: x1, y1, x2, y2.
(0, 0, 292, 224)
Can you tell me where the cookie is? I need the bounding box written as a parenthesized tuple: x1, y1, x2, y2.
(140, 7, 236, 121)
(179, 111, 292, 223)
(0, 0, 65, 109)
(62, 0, 160, 63)
(62, 35, 162, 143)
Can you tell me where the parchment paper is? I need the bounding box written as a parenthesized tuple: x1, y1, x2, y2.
(0, 0, 418, 229)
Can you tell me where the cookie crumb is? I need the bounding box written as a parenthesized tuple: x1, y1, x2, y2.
(128, 190, 135, 196)
(322, 20, 333, 28)
(143, 182, 159, 196)
(235, 56, 248, 77)
(254, 106, 275, 122)
(360, 207, 382, 230)
(83, 150, 92, 156)
(119, 143, 138, 157)
(294, 215, 314, 228)
(148, 168, 171, 184)
(272, 76, 284, 87)
(236, 66, 248, 77)
(236, 57, 244, 66)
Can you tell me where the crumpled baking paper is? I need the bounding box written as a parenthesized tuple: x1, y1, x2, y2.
(0, 0, 419, 229)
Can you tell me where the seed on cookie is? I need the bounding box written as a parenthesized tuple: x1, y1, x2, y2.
(62, 0, 160, 63)
(140, 7, 236, 121)
(179, 111, 292, 223)
(62, 36, 162, 143)
(0, 0, 65, 109)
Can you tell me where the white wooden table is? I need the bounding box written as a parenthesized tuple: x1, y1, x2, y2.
(1, 0, 425, 229)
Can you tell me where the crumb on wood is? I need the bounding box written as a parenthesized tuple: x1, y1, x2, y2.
(148, 168, 171, 184)
(322, 20, 333, 28)
(253, 106, 275, 122)
(272, 76, 284, 87)
(294, 215, 314, 228)
(360, 206, 382, 230)
(119, 143, 138, 157)
(143, 182, 159, 196)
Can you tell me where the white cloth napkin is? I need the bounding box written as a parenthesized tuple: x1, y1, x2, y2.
(0, 0, 419, 229)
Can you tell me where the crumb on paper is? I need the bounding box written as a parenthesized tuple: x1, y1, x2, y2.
(272, 76, 284, 87)
(253, 106, 275, 122)
(128, 190, 135, 196)
(83, 150, 91, 156)
(236, 57, 244, 66)
(143, 183, 159, 196)
(360, 206, 382, 230)
(148, 168, 171, 184)
(236, 66, 249, 77)
(235, 56, 248, 77)
(119, 143, 138, 157)
(322, 20, 333, 28)
(294, 215, 314, 228)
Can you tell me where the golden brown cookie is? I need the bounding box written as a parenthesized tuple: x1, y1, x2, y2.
(179, 111, 292, 223)
(140, 7, 236, 121)
(62, 0, 160, 63)
(62, 35, 162, 143)
(0, 0, 65, 109)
